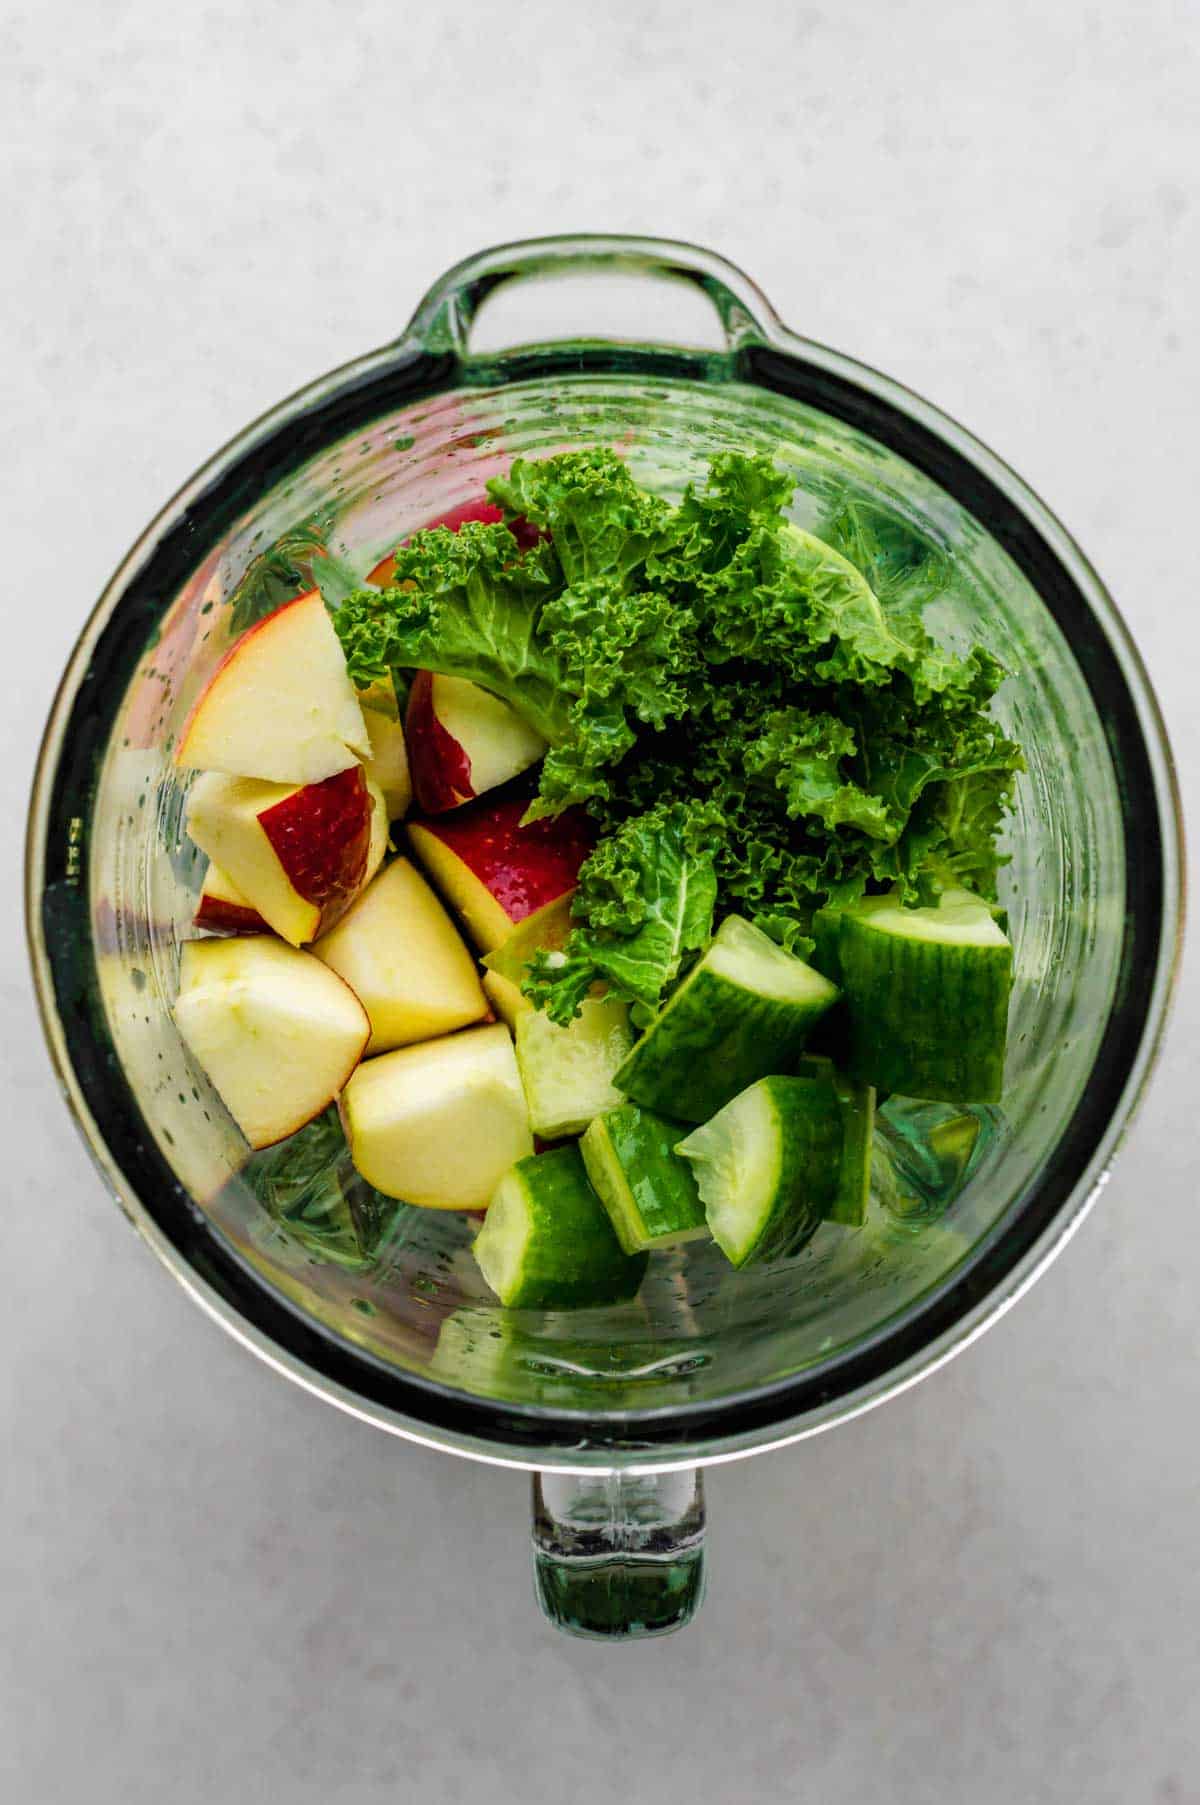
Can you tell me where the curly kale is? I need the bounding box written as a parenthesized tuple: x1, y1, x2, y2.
(332, 448, 1022, 1021)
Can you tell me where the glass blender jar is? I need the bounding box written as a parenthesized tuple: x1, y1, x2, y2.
(27, 236, 1183, 1638)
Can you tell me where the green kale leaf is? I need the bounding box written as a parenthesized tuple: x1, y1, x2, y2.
(334, 522, 570, 741)
(524, 803, 718, 1024)
(488, 448, 676, 589)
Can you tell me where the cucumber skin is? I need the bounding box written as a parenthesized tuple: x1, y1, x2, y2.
(614, 964, 835, 1124)
(836, 915, 1012, 1103)
(701, 1076, 842, 1267)
(794, 1056, 875, 1227)
(581, 1106, 707, 1255)
(748, 1078, 840, 1263)
(829, 1080, 874, 1227)
(477, 1147, 648, 1310)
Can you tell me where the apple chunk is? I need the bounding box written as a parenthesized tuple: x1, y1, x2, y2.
(187, 765, 374, 946)
(341, 1023, 532, 1207)
(174, 936, 369, 1149)
(314, 858, 488, 1054)
(406, 795, 593, 954)
(405, 670, 546, 813)
(175, 590, 369, 785)
(193, 862, 267, 934)
(359, 674, 412, 820)
(482, 970, 530, 1030)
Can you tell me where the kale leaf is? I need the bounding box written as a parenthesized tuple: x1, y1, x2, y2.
(331, 447, 1023, 1020)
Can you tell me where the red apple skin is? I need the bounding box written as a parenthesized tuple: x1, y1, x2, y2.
(412, 796, 594, 924)
(405, 670, 474, 812)
(193, 893, 267, 934)
(257, 766, 371, 932)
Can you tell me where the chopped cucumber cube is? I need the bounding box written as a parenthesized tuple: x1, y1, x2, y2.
(474, 1146, 648, 1309)
(613, 915, 839, 1123)
(820, 887, 1012, 1103)
(515, 993, 634, 1138)
(580, 1104, 709, 1255)
(677, 1074, 845, 1267)
(794, 1054, 875, 1226)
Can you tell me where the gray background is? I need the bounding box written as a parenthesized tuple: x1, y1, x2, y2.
(4, 1, 1197, 1799)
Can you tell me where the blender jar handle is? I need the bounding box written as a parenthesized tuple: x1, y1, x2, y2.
(404, 233, 777, 356)
(531, 1467, 706, 1640)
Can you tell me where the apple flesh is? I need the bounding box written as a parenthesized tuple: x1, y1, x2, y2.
(406, 795, 593, 954)
(405, 670, 546, 813)
(174, 935, 369, 1149)
(187, 765, 374, 946)
(175, 590, 369, 786)
(482, 892, 576, 985)
(340, 1022, 532, 1208)
(314, 858, 488, 1054)
(193, 783, 385, 934)
(362, 777, 390, 886)
(193, 862, 267, 934)
(481, 970, 530, 1030)
(359, 673, 412, 820)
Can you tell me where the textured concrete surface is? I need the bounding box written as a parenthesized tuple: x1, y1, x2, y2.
(3, 2, 1197, 1800)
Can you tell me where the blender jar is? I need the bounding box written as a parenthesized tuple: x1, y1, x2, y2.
(27, 236, 1183, 1638)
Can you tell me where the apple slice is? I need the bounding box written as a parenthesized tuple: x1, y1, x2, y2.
(314, 858, 488, 1054)
(187, 765, 373, 946)
(405, 670, 546, 813)
(406, 795, 594, 955)
(482, 971, 530, 1030)
(366, 554, 399, 586)
(174, 936, 369, 1149)
(193, 861, 268, 934)
(482, 893, 577, 985)
(175, 590, 369, 785)
(341, 1022, 532, 1207)
(359, 674, 412, 820)
(362, 777, 390, 886)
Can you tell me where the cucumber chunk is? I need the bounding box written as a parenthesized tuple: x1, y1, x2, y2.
(515, 993, 634, 1138)
(613, 915, 840, 1123)
(794, 1054, 875, 1226)
(580, 1104, 709, 1255)
(677, 1074, 843, 1267)
(821, 887, 1012, 1103)
(474, 1146, 648, 1309)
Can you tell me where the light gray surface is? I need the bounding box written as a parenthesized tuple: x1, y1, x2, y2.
(4, 1, 1197, 1799)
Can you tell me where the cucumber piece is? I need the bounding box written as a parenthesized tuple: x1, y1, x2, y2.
(515, 993, 634, 1138)
(676, 1075, 843, 1267)
(580, 1105, 709, 1255)
(474, 1146, 648, 1309)
(794, 1054, 875, 1226)
(613, 915, 839, 1123)
(823, 887, 1012, 1103)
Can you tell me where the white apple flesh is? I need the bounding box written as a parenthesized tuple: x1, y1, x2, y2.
(359, 674, 413, 820)
(481, 970, 530, 1030)
(193, 861, 267, 934)
(175, 590, 369, 785)
(186, 765, 376, 946)
(405, 670, 546, 813)
(174, 936, 369, 1149)
(340, 1023, 532, 1208)
(313, 858, 488, 1054)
